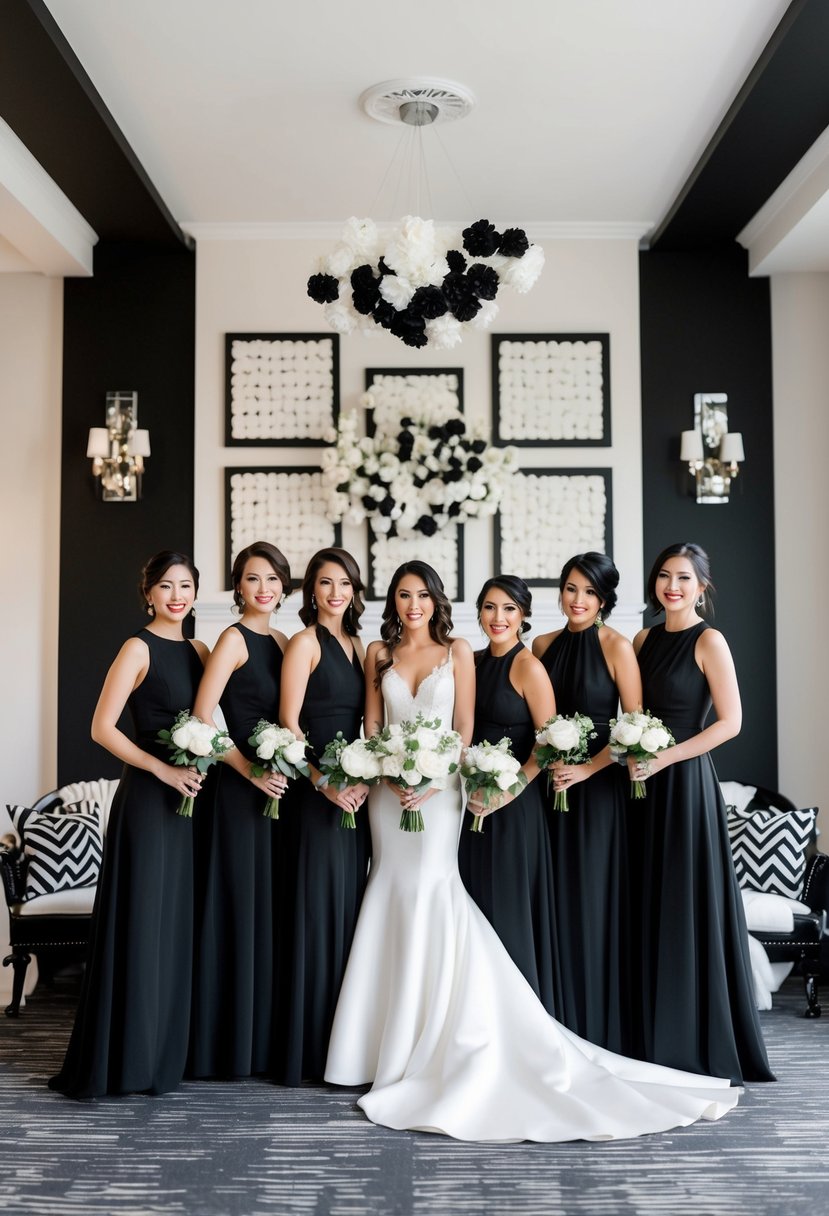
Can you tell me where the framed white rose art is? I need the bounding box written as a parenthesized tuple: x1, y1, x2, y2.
(491, 334, 610, 447)
(367, 522, 465, 602)
(225, 333, 339, 446)
(225, 467, 342, 589)
(494, 468, 613, 586)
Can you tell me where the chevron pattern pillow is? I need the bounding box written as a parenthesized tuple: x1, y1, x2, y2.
(8, 797, 99, 840)
(727, 805, 818, 900)
(19, 805, 103, 900)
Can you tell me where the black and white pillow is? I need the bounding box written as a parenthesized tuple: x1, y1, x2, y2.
(17, 805, 102, 900)
(727, 805, 818, 900)
(8, 797, 98, 840)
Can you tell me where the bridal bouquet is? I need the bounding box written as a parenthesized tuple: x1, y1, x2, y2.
(535, 713, 597, 812)
(317, 732, 382, 829)
(608, 711, 675, 799)
(461, 738, 527, 833)
(248, 721, 310, 818)
(368, 713, 462, 832)
(157, 710, 233, 817)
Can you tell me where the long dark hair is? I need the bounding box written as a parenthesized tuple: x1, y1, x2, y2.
(559, 552, 619, 620)
(375, 561, 454, 688)
(476, 575, 533, 634)
(298, 548, 365, 635)
(646, 541, 714, 614)
(139, 550, 199, 613)
(230, 540, 291, 613)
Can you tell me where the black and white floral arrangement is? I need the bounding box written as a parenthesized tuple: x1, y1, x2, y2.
(307, 216, 544, 349)
(321, 378, 519, 537)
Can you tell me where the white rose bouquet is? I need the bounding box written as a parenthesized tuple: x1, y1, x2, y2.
(157, 709, 233, 817)
(608, 710, 676, 799)
(367, 713, 462, 832)
(247, 720, 311, 819)
(534, 713, 597, 812)
(317, 732, 382, 829)
(461, 738, 527, 833)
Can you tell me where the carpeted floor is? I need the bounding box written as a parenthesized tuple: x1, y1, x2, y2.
(0, 972, 827, 1216)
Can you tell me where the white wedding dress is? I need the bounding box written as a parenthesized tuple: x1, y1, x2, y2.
(324, 653, 740, 1142)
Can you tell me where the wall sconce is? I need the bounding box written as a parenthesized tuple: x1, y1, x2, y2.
(87, 391, 150, 502)
(679, 392, 744, 504)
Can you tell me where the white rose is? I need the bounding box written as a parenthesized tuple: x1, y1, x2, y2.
(414, 726, 442, 750)
(546, 719, 580, 753)
(611, 720, 643, 747)
(639, 727, 671, 755)
(381, 754, 403, 780)
(401, 766, 422, 786)
(473, 751, 497, 773)
(418, 750, 450, 781)
(283, 740, 307, 766)
(188, 723, 215, 757)
(496, 770, 518, 791)
(171, 723, 194, 751)
(256, 740, 277, 761)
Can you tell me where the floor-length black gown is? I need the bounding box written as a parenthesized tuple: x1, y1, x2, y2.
(634, 621, 773, 1083)
(189, 623, 282, 1078)
(50, 630, 203, 1098)
(458, 642, 558, 1013)
(273, 624, 371, 1084)
(540, 625, 633, 1053)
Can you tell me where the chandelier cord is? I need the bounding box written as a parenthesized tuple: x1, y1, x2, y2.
(367, 124, 409, 221)
(431, 121, 477, 218)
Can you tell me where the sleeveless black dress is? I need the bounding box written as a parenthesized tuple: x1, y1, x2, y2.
(634, 622, 773, 1083)
(540, 625, 633, 1053)
(458, 642, 558, 1013)
(189, 623, 282, 1078)
(273, 625, 371, 1084)
(50, 629, 203, 1098)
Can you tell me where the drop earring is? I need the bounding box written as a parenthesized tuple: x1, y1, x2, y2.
(146, 602, 154, 616)
(696, 595, 705, 608)
(312, 594, 317, 610)
(396, 615, 403, 638)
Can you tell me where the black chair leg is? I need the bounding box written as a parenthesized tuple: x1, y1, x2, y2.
(803, 972, 822, 1018)
(3, 948, 31, 1017)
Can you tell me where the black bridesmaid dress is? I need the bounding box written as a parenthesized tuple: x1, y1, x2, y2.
(50, 630, 203, 1098)
(189, 623, 282, 1078)
(634, 621, 773, 1083)
(273, 624, 371, 1084)
(540, 625, 633, 1053)
(458, 642, 558, 1013)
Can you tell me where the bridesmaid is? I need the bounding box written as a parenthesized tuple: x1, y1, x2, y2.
(458, 576, 558, 1012)
(533, 553, 641, 1052)
(189, 541, 291, 1079)
(631, 541, 773, 1082)
(50, 551, 207, 1097)
(274, 548, 372, 1084)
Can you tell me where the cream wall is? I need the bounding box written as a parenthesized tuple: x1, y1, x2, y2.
(0, 274, 62, 802)
(0, 273, 62, 1003)
(194, 235, 644, 642)
(771, 273, 829, 838)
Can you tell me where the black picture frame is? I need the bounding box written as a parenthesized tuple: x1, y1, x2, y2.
(225, 332, 339, 447)
(224, 466, 342, 589)
(367, 522, 465, 602)
(364, 367, 464, 435)
(493, 468, 613, 586)
(491, 333, 610, 447)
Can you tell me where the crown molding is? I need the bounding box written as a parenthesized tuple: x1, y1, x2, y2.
(0, 117, 98, 276)
(181, 219, 652, 243)
(737, 123, 829, 271)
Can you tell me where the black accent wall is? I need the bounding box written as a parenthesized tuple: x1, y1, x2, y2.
(58, 242, 196, 782)
(639, 245, 776, 787)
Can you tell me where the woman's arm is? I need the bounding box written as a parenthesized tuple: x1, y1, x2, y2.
(451, 639, 475, 748)
(91, 637, 203, 798)
(363, 642, 386, 738)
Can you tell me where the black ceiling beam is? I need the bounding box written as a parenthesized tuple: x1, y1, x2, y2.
(0, 0, 189, 249)
(648, 0, 829, 251)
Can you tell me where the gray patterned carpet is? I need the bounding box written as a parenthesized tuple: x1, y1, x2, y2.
(1, 973, 827, 1216)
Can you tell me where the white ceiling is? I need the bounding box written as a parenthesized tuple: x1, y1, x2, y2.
(39, 0, 790, 235)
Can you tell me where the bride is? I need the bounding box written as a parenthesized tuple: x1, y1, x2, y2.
(325, 561, 741, 1142)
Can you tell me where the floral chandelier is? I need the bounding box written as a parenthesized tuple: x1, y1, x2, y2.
(306, 80, 545, 350)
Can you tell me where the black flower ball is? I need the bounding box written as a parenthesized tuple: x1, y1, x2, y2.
(442, 272, 482, 322)
(372, 300, 397, 330)
(444, 468, 464, 483)
(353, 286, 380, 315)
(466, 455, 483, 473)
(410, 285, 448, 320)
(378, 257, 396, 277)
(446, 249, 467, 273)
(362, 495, 376, 511)
(462, 219, 501, 258)
(416, 515, 439, 537)
(446, 418, 465, 437)
(351, 264, 377, 290)
(390, 308, 428, 348)
(379, 496, 395, 517)
(499, 227, 530, 258)
(307, 273, 339, 304)
(471, 439, 487, 454)
(447, 501, 462, 518)
(466, 263, 499, 301)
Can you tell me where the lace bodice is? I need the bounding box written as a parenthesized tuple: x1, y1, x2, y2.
(382, 649, 455, 729)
